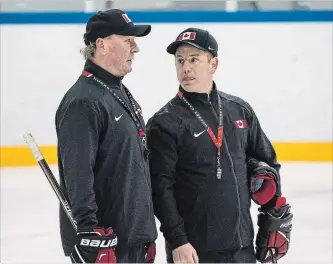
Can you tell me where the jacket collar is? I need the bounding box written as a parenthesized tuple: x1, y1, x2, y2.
(179, 82, 218, 105)
(83, 59, 123, 87)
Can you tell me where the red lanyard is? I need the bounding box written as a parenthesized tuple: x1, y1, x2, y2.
(177, 91, 223, 179)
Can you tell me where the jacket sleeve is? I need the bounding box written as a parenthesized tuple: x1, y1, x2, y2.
(56, 99, 101, 229)
(146, 114, 189, 249)
(246, 104, 282, 196)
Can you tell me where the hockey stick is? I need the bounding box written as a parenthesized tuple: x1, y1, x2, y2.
(21, 132, 78, 231)
(269, 248, 277, 263)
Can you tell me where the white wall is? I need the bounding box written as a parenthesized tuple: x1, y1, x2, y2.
(1, 22, 332, 146)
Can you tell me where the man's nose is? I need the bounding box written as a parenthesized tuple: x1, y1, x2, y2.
(131, 41, 139, 53)
(183, 60, 191, 73)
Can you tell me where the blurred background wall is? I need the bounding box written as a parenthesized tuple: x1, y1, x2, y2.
(0, 1, 332, 166)
(1, 0, 333, 12)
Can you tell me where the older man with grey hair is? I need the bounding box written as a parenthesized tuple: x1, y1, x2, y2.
(55, 9, 157, 263)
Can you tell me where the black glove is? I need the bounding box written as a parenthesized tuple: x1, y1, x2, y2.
(247, 158, 281, 207)
(70, 227, 117, 263)
(255, 197, 293, 263)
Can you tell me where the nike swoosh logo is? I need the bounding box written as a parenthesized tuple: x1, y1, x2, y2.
(115, 114, 123, 121)
(194, 130, 205, 137)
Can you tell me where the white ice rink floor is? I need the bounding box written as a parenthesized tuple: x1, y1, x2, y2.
(1, 162, 332, 263)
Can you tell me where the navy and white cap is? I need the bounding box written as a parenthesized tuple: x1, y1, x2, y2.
(167, 27, 218, 57)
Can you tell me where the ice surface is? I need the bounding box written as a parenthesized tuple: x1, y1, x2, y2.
(1, 162, 332, 263)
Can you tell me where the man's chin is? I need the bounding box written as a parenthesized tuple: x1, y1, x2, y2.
(124, 66, 133, 75)
(181, 81, 196, 90)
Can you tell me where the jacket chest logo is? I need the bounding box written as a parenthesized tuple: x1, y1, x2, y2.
(194, 130, 205, 138)
(115, 114, 123, 121)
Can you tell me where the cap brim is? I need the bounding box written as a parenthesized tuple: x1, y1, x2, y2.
(120, 25, 151, 37)
(167, 40, 207, 55)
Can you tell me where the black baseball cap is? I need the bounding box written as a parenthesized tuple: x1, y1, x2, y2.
(167, 28, 218, 57)
(84, 9, 151, 45)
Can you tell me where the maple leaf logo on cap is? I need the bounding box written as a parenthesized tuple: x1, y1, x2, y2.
(178, 32, 196, 41)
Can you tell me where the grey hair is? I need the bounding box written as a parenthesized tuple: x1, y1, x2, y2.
(80, 42, 96, 60)
(80, 35, 113, 60)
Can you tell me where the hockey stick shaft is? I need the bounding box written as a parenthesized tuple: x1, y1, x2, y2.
(269, 248, 278, 263)
(21, 133, 78, 231)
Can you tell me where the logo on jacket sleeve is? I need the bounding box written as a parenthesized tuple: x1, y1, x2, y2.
(233, 120, 248, 129)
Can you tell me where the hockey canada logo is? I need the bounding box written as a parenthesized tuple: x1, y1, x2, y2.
(178, 32, 196, 41)
(122, 14, 132, 23)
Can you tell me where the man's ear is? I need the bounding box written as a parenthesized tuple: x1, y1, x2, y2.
(211, 57, 218, 73)
(95, 38, 106, 55)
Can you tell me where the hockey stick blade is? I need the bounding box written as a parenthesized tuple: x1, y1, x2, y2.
(21, 132, 78, 231)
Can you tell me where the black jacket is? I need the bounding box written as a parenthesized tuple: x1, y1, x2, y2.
(55, 59, 157, 256)
(146, 83, 280, 253)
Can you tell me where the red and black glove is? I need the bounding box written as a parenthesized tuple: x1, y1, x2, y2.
(255, 197, 293, 263)
(247, 158, 281, 208)
(70, 227, 117, 263)
(145, 242, 156, 263)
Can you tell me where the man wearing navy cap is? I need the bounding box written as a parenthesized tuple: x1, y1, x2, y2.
(147, 28, 293, 263)
(55, 9, 157, 263)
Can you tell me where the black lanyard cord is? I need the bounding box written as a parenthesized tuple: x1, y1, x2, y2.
(82, 70, 147, 150)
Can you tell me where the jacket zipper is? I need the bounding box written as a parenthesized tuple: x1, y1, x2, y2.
(208, 94, 244, 248)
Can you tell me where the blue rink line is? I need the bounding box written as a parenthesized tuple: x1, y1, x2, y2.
(0, 10, 332, 24)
